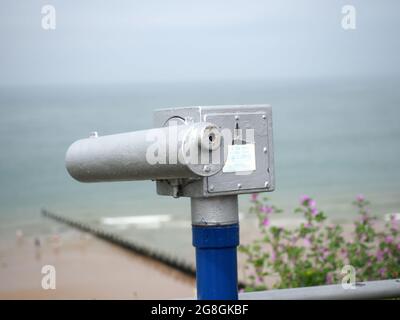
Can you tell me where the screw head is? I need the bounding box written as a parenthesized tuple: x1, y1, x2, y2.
(203, 165, 211, 173)
(262, 114, 266, 119)
(235, 115, 239, 120)
(209, 184, 215, 191)
(263, 147, 267, 153)
(264, 181, 269, 188)
(237, 183, 242, 189)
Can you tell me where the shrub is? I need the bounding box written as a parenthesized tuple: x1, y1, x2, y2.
(239, 194, 400, 291)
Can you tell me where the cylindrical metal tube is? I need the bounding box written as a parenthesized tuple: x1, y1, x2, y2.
(66, 122, 223, 182)
(191, 195, 239, 225)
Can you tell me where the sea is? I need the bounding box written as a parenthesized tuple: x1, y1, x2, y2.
(1, 76, 399, 259)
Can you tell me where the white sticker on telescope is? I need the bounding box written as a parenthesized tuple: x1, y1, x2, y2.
(223, 144, 256, 173)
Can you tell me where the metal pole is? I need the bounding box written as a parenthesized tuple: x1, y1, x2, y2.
(191, 195, 239, 300)
(239, 279, 400, 300)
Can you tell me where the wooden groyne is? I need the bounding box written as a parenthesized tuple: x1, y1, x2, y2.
(41, 209, 196, 279)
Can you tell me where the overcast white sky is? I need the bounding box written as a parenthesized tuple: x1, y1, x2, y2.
(0, 0, 399, 85)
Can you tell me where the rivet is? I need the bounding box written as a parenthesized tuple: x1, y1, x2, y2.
(263, 147, 267, 153)
(262, 114, 266, 119)
(203, 165, 211, 173)
(264, 181, 269, 188)
(209, 185, 215, 191)
(235, 115, 239, 120)
(237, 183, 242, 189)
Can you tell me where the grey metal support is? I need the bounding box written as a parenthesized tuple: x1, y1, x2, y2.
(239, 279, 400, 300)
(191, 195, 238, 226)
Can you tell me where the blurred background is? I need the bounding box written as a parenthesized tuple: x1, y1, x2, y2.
(0, 0, 399, 298)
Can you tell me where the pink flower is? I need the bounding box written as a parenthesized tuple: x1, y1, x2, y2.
(300, 195, 310, 205)
(356, 194, 365, 202)
(376, 250, 384, 262)
(270, 251, 276, 262)
(379, 268, 386, 277)
(383, 247, 389, 254)
(303, 237, 311, 247)
(239, 288, 244, 293)
(311, 207, 318, 217)
(309, 200, 317, 209)
(262, 217, 270, 227)
(385, 236, 393, 244)
(397, 243, 400, 251)
(251, 193, 258, 202)
(322, 247, 329, 259)
(260, 205, 273, 214)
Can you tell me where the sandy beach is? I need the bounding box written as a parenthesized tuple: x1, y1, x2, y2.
(0, 227, 195, 300)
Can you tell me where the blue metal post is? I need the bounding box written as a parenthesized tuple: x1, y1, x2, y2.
(192, 224, 239, 300)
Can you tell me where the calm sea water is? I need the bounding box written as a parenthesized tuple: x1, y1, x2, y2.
(1, 77, 400, 254)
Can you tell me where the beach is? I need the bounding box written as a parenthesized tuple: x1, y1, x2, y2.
(0, 203, 393, 299)
(0, 226, 195, 300)
(0, 212, 261, 299)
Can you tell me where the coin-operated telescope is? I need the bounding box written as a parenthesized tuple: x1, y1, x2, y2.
(66, 105, 275, 300)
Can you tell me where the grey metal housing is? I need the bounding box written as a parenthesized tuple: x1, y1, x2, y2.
(154, 105, 275, 198)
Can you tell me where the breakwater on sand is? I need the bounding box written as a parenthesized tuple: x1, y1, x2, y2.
(41, 209, 196, 278)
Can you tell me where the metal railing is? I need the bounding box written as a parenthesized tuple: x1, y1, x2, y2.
(239, 279, 400, 300)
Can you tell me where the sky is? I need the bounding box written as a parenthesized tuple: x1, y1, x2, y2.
(0, 0, 399, 85)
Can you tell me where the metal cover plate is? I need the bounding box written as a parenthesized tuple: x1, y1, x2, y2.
(205, 112, 271, 193)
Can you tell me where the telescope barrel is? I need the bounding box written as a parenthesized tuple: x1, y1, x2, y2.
(65, 122, 223, 183)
